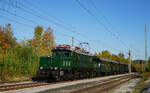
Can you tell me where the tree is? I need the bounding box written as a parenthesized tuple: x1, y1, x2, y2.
(118, 53, 125, 58)
(29, 26, 55, 56)
(0, 24, 16, 61)
(134, 64, 141, 72)
(101, 50, 111, 59)
(34, 26, 43, 39)
(94, 52, 101, 57)
(29, 26, 44, 56)
(43, 27, 55, 48)
(41, 27, 55, 56)
(147, 57, 150, 71)
(111, 54, 119, 61)
(118, 53, 126, 62)
(0, 24, 18, 79)
(94, 50, 111, 59)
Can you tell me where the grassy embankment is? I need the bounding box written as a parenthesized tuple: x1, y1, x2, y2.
(0, 47, 39, 82)
(133, 72, 150, 93)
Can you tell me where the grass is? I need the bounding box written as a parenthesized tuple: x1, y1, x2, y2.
(0, 47, 39, 81)
(133, 72, 150, 93)
(141, 72, 150, 81)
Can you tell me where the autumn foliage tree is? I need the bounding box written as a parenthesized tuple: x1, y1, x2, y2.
(95, 50, 111, 59)
(42, 27, 55, 56)
(29, 26, 55, 56)
(30, 26, 43, 49)
(0, 24, 55, 80)
(94, 50, 130, 63)
(0, 24, 16, 61)
(94, 50, 141, 72)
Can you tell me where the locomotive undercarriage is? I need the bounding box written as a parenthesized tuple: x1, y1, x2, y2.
(36, 68, 128, 82)
(36, 68, 104, 82)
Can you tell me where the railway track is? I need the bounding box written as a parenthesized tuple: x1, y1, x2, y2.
(0, 74, 134, 92)
(0, 75, 110, 92)
(0, 82, 49, 92)
(37, 74, 135, 93)
(71, 76, 132, 93)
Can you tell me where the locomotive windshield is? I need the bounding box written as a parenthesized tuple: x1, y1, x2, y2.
(52, 50, 71, 57)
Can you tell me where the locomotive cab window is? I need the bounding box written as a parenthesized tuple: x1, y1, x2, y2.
(52, 50, 71, 57)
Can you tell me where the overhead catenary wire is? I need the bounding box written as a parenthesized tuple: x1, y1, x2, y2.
(24, 0, 76, 30)
(3, 0, 90, 41)
(88, 0, 143, 58)
(0, 14, 34, 28)
(75, 0, 144, 59)
(89, 0, 120, 38)
(0, 0, 141, 59)
(2, 0, 123, 53)
(0, 8, 38, 25)
(75, 0, 129, 50)
(0, 0, 88, 42)
(0, 8, 82, 45)
(0, 12, 82, 44)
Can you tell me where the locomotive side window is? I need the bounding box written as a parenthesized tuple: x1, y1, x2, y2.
(56, 52, 61, 57)
(63, 51, 70, 57)
(52, 50, 71, 57)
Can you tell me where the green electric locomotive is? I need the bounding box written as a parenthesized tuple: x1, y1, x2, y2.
(37, 45, 129, 81)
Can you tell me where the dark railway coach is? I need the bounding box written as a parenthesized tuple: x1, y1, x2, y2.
(37, 45, 129, 81)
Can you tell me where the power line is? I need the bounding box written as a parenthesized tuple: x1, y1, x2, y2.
(0, 0, 86, 43)
(1, 0, 140, 58)
(0, 14, 34, 28)
(89, 0, 120, 38)
(4, 0, 89, 40)
(88, 0, 143, 58)
(75, 0, 129, 50)
(0, 8, 39, 25)
(24, 0, 76, 30)
(9, 0, 129, 55)
(18, 0, 97, 45)
(0, 12, 82, 44)
(74, 0, 145, 59)
(0, 9, 82, 45)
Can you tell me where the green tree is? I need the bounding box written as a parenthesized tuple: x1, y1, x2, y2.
(41, 27, 55, 56)
(0, 24, 43, 80)
(117, 53, 126, 62)
(147, 57, 150, 71)
(29, 26, 55, 56)
(111, 54, 119, 61)
(30, 26, 44, 56)
(101, 50, 111, 59)
(0, 24, 17, 65)
(118, 53, 124, 58)
(34, 26, 43, 39)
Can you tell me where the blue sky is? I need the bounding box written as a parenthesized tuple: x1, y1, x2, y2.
(0, 0, 150, 60)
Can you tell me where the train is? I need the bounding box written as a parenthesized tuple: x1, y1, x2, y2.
(36, 45, 134, 81)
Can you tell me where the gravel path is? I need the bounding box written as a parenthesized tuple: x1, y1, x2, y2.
(111, 78, 141, 93)
(0, 81, 34, 87)
(0, 74, 133, 93)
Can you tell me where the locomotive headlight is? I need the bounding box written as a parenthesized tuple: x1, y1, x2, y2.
(54, 67, 58, 70)
(40, 67, 43, 70)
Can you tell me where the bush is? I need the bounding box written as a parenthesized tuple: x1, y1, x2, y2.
(0, 46, 39, 80)
(141, 72, 150, 81)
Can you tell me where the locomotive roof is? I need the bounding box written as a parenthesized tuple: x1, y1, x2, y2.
(99, 57, 119, 64)
(94, 56, 128, 65)
(52, 46, 93, 56)
(73, 50, 93, 56)
(53, 45, 128, 65)
(119, 62, 128, 65)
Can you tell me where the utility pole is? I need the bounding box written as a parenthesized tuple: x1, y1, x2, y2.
(145, 24, 148, 71)
(72, 37, 74, 47)
(128, 50, 131, 73)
